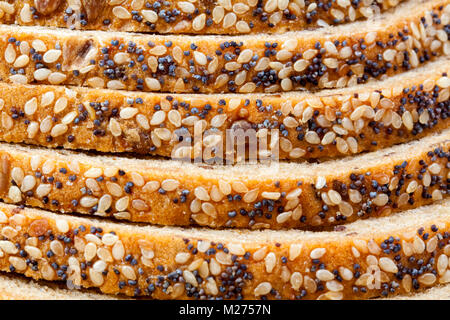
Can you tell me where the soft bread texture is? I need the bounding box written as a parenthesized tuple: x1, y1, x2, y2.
(1, 272, 449, 300)
(0, 129, 447, 230)
(0, 0, 407, 34)
(0, 273, 118, 300)
(0, 200, 447, 299)
(0, 59, 447, 160)
(387, 285, 450, 300)
(2, 0, 448, 93)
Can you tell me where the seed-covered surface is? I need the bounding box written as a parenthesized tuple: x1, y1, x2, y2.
(0, 200, 448, 299)
(0, 60, 448, 160)
(0, 131, 447, 230)
(0, 0, 408, 34)
(2, 0, 449, 93)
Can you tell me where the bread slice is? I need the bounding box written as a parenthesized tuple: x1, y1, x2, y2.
(0, 0, 407, 34)
(0, 59, 447, 161)
(3, 0, 448, 93)
(0, 199, 448, 299)
(0, 273, 119, 300)
(1, 272, 449, 300)
(0, 129, 447, 230)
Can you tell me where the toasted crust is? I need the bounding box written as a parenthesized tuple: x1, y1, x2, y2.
(0, 200, 448, 299)
(0, 0, 407, 34)
(0, 59, 448, 160)
(2, 0, 449, 93)
(0, 130, 447, 230)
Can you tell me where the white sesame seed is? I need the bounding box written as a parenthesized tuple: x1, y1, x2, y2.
(192, 13, 206, 31)
(120, 107, 138, 119)
(193, 51, 207, 66)
(379, 257, 398, 273)
(145, 78, 161, 91)
(310, 248, 326, 259)
(178, 1, 195, 13)
(112, 6, 131, 19)
(24, 98, 38, 116)
(228, 243, 245, 256)
(141, 9, 158, 23)
(50, 124, 68, 137)
(316, 269, 335, 281)
(254, 282, 272, 296)
(0, 240, 18, 254)
(14, 54, 29, 68)
(150, 110, 166, 126)
(34, 68, 51, 81)
(43, 49, 62, 64)
(115, 196, 130, 212)
(8, 186, 21, 203)
(418, 273, 436, 286)
(223, 12, 237, 28)
(183, 270, 198, 287)
(55, 219, 69, 233)
(80, 196, 98, 208)
(428, 163, 442, 174)
(264, 252, 276, 273)
(4, 44, 16, 64)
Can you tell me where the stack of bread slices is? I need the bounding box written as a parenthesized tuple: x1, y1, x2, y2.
(0, 0, 446, 300)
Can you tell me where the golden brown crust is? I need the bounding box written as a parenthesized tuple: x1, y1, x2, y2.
(0, 59, 448, 160)
(2, 0, 449, 93)
(0, 0, 407, 34)
(0, 200, 448, 299)
(0, 130, 447, 230)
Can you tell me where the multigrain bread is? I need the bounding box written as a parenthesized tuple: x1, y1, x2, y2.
(3, 0, 449, 93)
(0, 200, 447, 299)
(0, 130, 447, 230)
(0, 0, 407, 34)
(0, 59, 448, 160)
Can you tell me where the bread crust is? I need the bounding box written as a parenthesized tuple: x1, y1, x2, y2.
(0, 200, 447, 299)
(0, 59, 448, 161)
(0, 0, 407, 34)
(1, 0, 448, 93)
(0, 130, 447, 230)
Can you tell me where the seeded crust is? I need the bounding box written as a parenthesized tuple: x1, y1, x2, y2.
(0, 60, 448, 161)
(2, 0, 449, 93)
(0, 200, 448, 299)
(0, 0, 408, 34)
(0, 130, 447, 230)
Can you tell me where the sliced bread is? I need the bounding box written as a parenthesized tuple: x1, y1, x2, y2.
(0, 59, 447, 160)
(0, 129, 446, 229)
(0, 200, 447, 299)
(0, 0, 407, 34)
(1, 272, 449, 300)
(3, 0, 448, 93)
